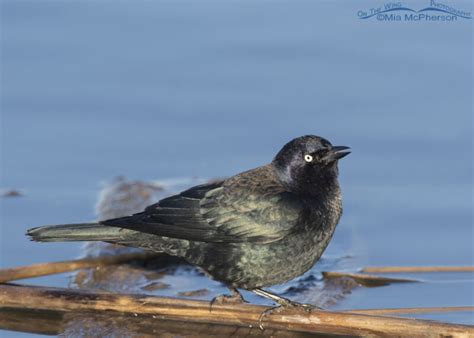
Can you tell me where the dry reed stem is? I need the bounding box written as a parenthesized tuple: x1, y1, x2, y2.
(362, 266, 474, 273)
(0, 252, 156, 283)
(346, 306, 474, 316)
(0, 283, 472, 337)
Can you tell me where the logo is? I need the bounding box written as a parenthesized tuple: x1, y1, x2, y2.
(357, 0, 472, 22)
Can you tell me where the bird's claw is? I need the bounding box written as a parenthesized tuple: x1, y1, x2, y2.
(285, 300, 320, 311)
(209, 292, 246, 312)
(258, 301, 321, 330)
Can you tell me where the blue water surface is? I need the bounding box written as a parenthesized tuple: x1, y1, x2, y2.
(1, 0, 472, 336)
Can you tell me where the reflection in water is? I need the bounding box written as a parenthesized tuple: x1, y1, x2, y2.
(0, 308, 326, 337)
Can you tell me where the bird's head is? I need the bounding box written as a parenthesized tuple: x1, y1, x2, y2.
(272, 135, 350, 196)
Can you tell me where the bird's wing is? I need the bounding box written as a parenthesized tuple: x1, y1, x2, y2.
(101, 166, 304, 244)
(101, 181, 228, 242)
(199, 167, 304, 243)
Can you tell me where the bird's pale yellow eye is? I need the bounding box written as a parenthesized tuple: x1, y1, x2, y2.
(304, 154, 313, 162)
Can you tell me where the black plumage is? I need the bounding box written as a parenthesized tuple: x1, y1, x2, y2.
(27, 135, 350, 305)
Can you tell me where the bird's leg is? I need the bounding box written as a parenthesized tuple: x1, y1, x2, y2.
(253, 288, 318, 309)
(209, 287, 246, 311)
(252, 288, 322, 330)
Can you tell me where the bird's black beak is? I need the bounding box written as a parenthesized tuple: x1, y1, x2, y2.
(329, 146, 351, 160)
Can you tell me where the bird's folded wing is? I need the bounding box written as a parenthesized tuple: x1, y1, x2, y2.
(101, 179, 303, 244)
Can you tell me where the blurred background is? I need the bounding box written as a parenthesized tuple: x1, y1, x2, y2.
(1, 0, 472, 335)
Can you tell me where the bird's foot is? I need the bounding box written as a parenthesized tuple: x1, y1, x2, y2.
(258, 300, 322, 330)
(252, 288, 322, 329)
(209, 289, 246, 312)
(279, 299, 321, 311)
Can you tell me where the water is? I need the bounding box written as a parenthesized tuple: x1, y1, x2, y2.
(1, 0, 473, 336)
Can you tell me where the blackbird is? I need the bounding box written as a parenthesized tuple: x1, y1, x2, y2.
(27, 135, 350, 306)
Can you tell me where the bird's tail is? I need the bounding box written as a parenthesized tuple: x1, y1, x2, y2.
(27, 223, 124, 242)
